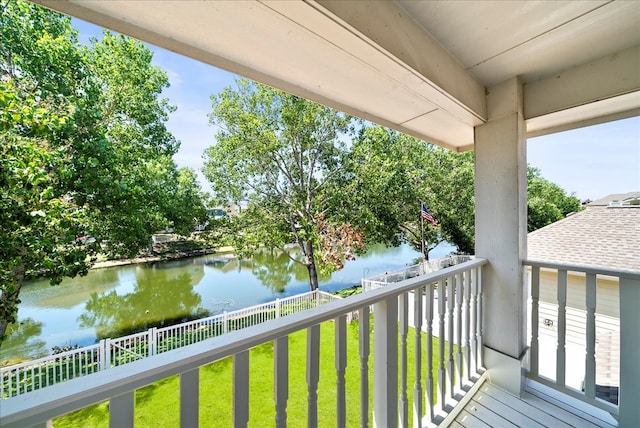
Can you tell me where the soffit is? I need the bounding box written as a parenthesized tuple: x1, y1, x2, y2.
(397, 0, 640, 86)
(33, 0, 640, 150)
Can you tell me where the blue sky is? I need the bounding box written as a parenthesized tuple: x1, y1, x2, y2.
(74, 20, 639, 202)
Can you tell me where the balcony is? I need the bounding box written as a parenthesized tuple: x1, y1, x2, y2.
(1, 258, 636, 427)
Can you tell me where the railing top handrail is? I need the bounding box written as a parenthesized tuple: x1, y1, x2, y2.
(523, 259, 640, 280)
(0, 257, 486, 424)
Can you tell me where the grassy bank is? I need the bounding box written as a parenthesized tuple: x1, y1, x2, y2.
(54, 318, 442, 427)
(92, 234, 231, 269)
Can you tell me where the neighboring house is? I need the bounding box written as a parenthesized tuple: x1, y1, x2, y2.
(527, 192, 640, 402)
(208, 200, 249, 219)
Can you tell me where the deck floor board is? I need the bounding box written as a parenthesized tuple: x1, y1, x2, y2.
(451, 382, 617, 427)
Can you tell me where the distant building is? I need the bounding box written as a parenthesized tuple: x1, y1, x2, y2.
(207, 200, 249, 219)
(527, 191, 639, 403)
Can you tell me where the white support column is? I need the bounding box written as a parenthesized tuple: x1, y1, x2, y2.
(373, 297, 398, 428)
(475, 76, 527, 396)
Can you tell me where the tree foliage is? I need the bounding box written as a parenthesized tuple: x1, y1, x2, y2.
(203, 80, 362, 290)
(340, 125, 579, 256)
(527, 167, 581, 232)
(0, 0, 206, 340)
(339, 126, 475, 257)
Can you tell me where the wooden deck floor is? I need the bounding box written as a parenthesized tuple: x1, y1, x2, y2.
(448, 382, 617, 428)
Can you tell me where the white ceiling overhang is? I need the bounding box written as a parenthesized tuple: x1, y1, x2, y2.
(33, 0, 640, 151)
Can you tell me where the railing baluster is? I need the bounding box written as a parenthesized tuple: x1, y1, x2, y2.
(413, 286, 423, 428)
(447, 275, 455, 399)
(180, 368, 199, 428)
(584, 273, 596, 399)
(358, 306, 370, 428)
(425, 281, 435, 422)
(307, 324, 320, 428)
(274, 336, 288, 428)
(335, 315, 347, 428)
(399, 293, 409, 427)
(149, 328, 156, 356)
(557, 269, 567, 387)
(530, 266, 540, 377)
(463, 270, 472, 383)
(455, 272, 463, 391)
(233, 350, 249, 428)
(373, 296, 398, 428)
(470, 271, 478, 374)
(109, 391, 134, 428)
(476, 266, 484, 369)
(438, 278, 446, 411)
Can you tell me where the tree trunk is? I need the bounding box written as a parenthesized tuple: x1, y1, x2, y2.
(0, 318, 10, 342)
(301, 240, 319, 291)
(0, 264, 25, 341)
(0, 286, 20, 339)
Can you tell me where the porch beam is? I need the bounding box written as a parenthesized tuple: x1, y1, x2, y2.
(315, 0, 487, 126)
(475, 77, 528, 395)
(524, 45, 640, 137)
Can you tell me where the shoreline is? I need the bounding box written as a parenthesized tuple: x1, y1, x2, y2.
(92, 246, 235, 269)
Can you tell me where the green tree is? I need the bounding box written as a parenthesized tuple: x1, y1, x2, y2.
(203, 80, 362, 290)
(0, 1, 206, 340)
(342, 125, 577, 256)
(527, 167, 581, 232)
(340, 126, 474, 258)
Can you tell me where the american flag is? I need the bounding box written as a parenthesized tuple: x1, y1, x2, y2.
(421, 204, 437, 226)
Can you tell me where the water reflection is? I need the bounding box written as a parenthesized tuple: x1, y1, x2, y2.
(0, 320, 46, 364)
(1, 243, 453, 362)
(248, 250, 331, 293)
(78, 263, 208, 340)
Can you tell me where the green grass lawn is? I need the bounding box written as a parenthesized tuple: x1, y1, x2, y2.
(54, 319, 444, 427)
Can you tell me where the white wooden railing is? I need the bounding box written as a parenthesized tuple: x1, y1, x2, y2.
(0, 258, 486, 428)
(1, 290, 339, 399)
(524, 260, 640, 427)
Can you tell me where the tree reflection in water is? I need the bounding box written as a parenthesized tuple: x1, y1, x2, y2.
(0, 319, 47, 364)
(78, 261, 208, 340)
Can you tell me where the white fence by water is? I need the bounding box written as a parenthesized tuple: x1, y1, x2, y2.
(362, 255, 473, 291)
(0, 290, 340, 399)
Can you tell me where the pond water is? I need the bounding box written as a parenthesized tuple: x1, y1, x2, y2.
(1, 242, 454, 363)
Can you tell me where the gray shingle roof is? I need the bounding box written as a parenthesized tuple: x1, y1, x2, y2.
(587, 192, 640, 207)
(527, 192, 640, 272)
